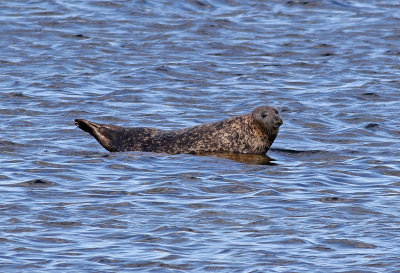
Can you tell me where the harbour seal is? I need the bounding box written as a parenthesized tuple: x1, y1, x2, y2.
(75, 105, 283, 155)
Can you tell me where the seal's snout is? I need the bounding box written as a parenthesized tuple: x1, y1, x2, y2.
(273, 115, 283, 128)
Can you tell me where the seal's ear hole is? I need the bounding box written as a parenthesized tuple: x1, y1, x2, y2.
(261, 113, 268, 118)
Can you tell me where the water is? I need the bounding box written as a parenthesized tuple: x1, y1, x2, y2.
(1, 0, 400, 271)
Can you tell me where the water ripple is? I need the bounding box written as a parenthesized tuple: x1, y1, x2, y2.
(0, 0, 400, 271)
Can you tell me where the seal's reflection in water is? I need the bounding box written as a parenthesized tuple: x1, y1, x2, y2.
(199, 152, 277, 165)
(101, 151, 276, 165)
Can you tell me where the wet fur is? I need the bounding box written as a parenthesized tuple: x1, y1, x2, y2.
(75, 106, 282, 155)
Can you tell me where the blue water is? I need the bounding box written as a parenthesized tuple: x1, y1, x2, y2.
(1, 0, 400, 271)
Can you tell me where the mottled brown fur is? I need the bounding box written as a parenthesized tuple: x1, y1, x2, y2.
(75, 105, 283, 155)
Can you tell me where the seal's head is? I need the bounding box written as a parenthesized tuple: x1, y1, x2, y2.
(252, 106, 283, 135)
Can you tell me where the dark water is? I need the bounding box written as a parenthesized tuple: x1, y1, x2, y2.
(1, 0, 400, 271)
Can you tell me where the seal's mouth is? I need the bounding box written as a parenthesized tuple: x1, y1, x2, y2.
(273, 118, 283, 129)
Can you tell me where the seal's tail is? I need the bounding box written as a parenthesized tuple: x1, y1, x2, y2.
(75, 119, 116, 152)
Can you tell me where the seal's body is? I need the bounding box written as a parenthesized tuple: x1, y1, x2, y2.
(75, 105, 282, 155)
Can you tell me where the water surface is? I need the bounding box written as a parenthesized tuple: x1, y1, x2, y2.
(1, 0, 400, 271)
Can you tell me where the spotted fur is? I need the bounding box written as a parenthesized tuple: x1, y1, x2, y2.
(75, 105, 283, 155)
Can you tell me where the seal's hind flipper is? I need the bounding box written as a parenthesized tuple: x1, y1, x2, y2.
(75, 119, 99, 134)
(75, 119, 116, 152)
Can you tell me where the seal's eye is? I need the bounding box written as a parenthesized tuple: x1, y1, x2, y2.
(261, 113, 268, 118)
